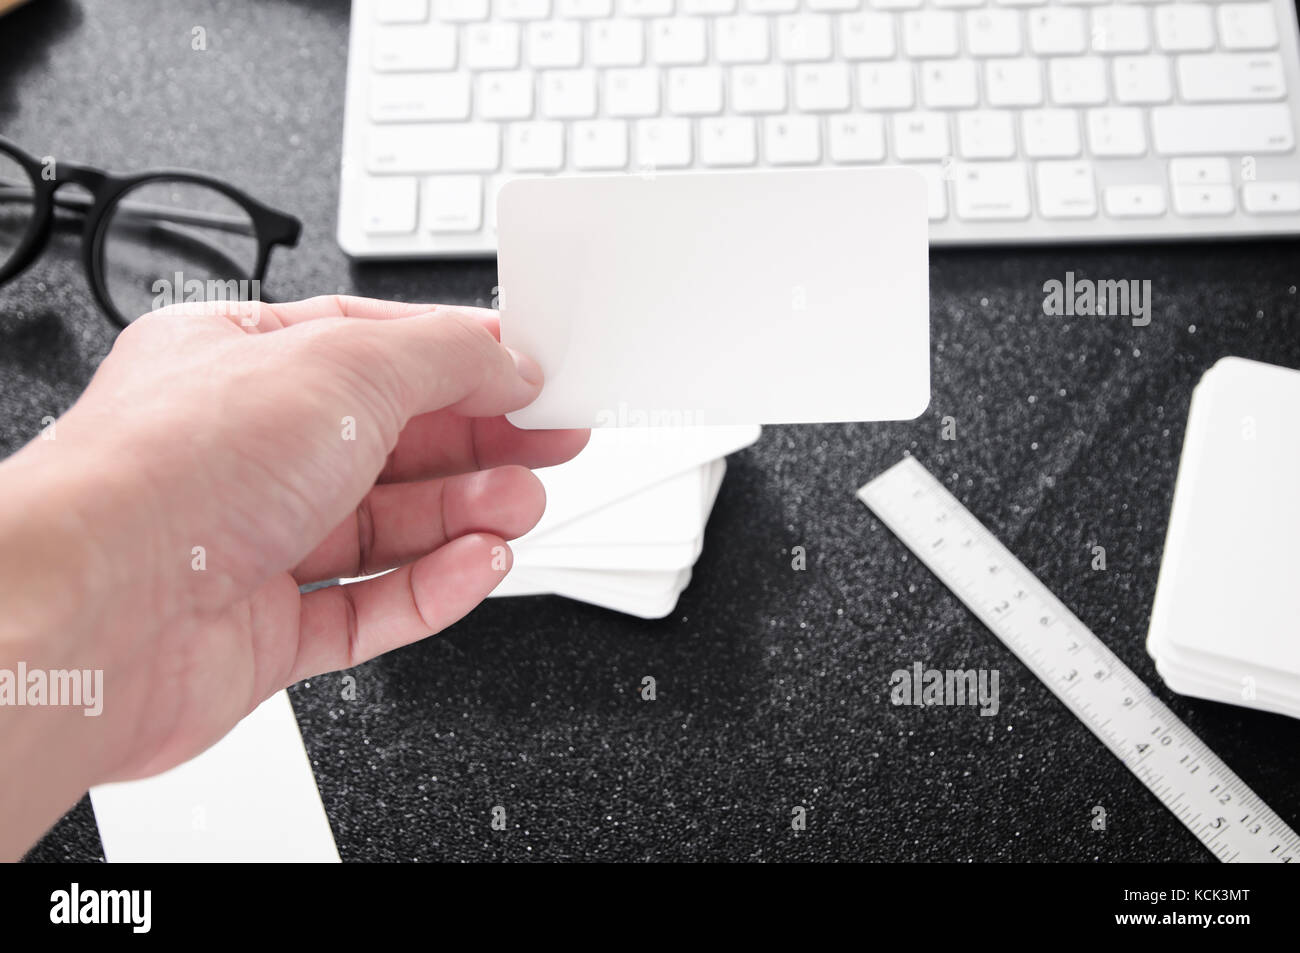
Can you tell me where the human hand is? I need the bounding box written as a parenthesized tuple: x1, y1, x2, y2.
(0, 296, 587, 856)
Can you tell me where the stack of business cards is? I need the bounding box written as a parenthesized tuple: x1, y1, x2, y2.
(1147, 358, 1300, 719)
(490, 425, 760, 618)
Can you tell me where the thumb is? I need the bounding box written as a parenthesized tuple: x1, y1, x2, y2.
(322, 307, 544, 421)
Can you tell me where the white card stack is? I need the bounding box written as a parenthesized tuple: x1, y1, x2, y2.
(490, 426, 761, 618)
(1147, 358, 1300, 719)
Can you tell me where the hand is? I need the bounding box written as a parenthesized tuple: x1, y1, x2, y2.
(0, 296, 587, 858)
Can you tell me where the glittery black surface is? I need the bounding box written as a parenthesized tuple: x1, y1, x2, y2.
(6, 0, 1300, 863)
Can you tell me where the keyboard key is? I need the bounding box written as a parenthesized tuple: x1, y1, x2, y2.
(745, 0, 799, 11)
(764, 115, 823, 164)
(369, 73, 471, 122)
(871, 0, 922, 9)
(422, 175, 482, 232)
(809, 0, 860, 10)
(635, 118, 693, 168)
(892, 111, 950, 159)
(1112, 55, 1172, 104)
(668, 66, 725, 115)
(1242, 181, 1300, 214)
(986, 58, 1043, 106)
(466, 22, 521, 70)
(1103, 184, 1166, 218)
(371, 24, 457, 72)
(699, 117, 759, 166)
(573, 119, 629, 169)
(778, 15, 835, 61)
(604, 67, 661, 116)
(732, 65, 787, 113)
(507, 121, 565, 170)
(440, 0, 490, 20)
(558, 0, 614, 17)
(1021, 109, 1081, 157)
(621, 0, 673, 13)
(478, 71, 534, 120)
(1049, 57, 1107, 105)
(953, 161, 1031, 219)
(483, 174, 508, 236)
(362, 176, 418, 234)
(966, 10, 1022, 57)
(839, 13, 896, 60)
(590, 19, 645, 66)
(683, 0, 737, 11)
(903, 12, 960, 58)
(498, 0, 551, 19)
(1087, 107, 1146, 156)
(1217, 3, 1278, 51)
(1154, 4, 1213, 52)
(541, 69, 599, 118)
(914, 164, 949, 221)
(651, 18, 709, 63)
(921, 60, 978, 108)
(958, 111, 1016, 159)
(828, 114, 886, 162)
(1152, 104, 1294, 154)
(1028, 9, 1086, 55)
(1173, 184, 1234, 216)
(538, 68, 598, 118)
(1090, 7, 1150, 53)
(376, 0, 428, 24)
(527, 22, 582, 68)
(1035, 160, 1097, 218)
(1177, 53, 1286, 103)
(716, 16, 771, 63)
(1169, 157, 1231, 185)
(366, 124, 501, 173)
(858, 62, 915, 109)
(794, 63, 852, 111)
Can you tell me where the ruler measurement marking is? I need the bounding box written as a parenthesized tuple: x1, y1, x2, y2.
(858, 456, 1300, 864)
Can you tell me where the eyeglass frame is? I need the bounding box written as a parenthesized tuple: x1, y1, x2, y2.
(0, 135, 302, 329)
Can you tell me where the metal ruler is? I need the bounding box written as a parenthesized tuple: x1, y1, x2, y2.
(858, 455, 1300, 863)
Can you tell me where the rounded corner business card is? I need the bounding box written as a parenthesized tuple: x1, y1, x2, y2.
(497, 167, 930, 429)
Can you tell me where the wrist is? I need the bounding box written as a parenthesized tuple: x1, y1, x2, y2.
(0, 441, 127, 859)
(0, 438, 124, 654)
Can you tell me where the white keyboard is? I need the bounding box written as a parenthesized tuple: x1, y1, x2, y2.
(338, 0, 1300, 255)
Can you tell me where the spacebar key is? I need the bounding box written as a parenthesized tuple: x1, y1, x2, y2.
(366, 124, 501, 174)
(1152, 105, 1294, 156)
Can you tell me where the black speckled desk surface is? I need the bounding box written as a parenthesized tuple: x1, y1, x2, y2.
(5, 0, 1299, 862)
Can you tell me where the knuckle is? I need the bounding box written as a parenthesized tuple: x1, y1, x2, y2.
(432, 311, 499, 366)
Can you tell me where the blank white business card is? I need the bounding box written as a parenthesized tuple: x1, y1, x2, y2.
(498, 167, 930, 429)
(527, 424, 759, 536)
(90, 691, 340, 862)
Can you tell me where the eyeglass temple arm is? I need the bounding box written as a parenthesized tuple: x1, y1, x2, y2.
(0, 182, 258, 237)
(0, 180, 278, 298)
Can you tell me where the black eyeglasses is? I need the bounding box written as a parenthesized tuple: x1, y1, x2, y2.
(0, 137, 301, 329)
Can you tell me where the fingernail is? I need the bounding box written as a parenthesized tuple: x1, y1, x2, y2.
(507, 347, 544, 387)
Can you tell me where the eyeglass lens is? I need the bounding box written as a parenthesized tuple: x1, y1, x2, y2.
(0, 153, 37, 274)
(100, 178, 259, 324)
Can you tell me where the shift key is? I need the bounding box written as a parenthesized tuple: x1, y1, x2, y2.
(1152, 104, 1294, 155)
(366, 124, 502, 174)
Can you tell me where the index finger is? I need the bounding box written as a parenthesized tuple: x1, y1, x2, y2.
(257, 296, 499, 333)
